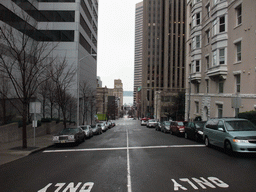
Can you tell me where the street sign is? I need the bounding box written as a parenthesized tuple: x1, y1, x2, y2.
(30, 102, 41, 114)
(32, 120, 37, 128)
(231, 97, 241, 108)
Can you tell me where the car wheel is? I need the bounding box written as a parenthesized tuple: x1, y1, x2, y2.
(184, 132, 188, 139)
(204, 136, 210, 147)
(224, 141, 233, 156)
(170, 130, 173, 135)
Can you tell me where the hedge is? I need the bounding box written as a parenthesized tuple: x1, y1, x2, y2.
(238, 111, 256, 125)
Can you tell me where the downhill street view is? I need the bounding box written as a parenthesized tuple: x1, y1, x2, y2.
(1, 0, 256, 192)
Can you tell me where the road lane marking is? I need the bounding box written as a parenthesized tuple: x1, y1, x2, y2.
(43, 145, 205, 153)
(127, 129, 132, 192)
(172, 177, 229, 191)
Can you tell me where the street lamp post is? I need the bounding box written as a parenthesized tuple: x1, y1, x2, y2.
(77, 54, 96, 127)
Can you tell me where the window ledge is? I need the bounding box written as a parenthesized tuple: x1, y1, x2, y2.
(233, 61, 241, 65)
(234, 23, 242, 30)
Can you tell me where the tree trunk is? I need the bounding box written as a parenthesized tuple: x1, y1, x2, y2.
(50, 102, 53, 119)
(2, 97, 7, 125)
(22, 102, 28, 148)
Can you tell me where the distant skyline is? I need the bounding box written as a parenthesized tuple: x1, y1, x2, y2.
(97, 0, 143, 91)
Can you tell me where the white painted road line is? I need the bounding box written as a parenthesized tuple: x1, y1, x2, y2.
(127, 129, 132, 192)
(43, 147, 127, 153)
(43, 145, 205, 153)
(129, 144, 205, 150)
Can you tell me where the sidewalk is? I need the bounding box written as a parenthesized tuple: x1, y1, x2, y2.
(0, 134, 54, 166)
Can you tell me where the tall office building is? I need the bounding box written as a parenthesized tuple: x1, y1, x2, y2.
(186, 0, 256, 120)
(0, 0, 98, 123)
(133, 1, 143, 106)
(141, 0, 186, 119)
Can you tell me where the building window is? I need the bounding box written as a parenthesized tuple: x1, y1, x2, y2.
(196, 35, 200, 48)
(206, 29, 210, 44)
(195, 83, 200, 93)
(206, 4, 210, 18)
(206, 56, 209, 69)
(212, 50, 217, 66)
(236, 74, 241, 93)
(219, 16, 225, 32)
(219, 81, 224, 93)
(195, 101, 199, 113)
(236, 5, 242, 25)
(219, 48, 225, 64)
(236, 41, 241, 62)
(195, 60, 200, 72)
(217, 104, 223, 118)
(206, 79, 209, 93)
(196, 12, 201, 25)
(212, 18, 217, 36)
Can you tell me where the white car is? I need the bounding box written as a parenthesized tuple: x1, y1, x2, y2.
(97, 122, 108, 132)
(146, 119, 158, 128)
(141, 119, 147, 126)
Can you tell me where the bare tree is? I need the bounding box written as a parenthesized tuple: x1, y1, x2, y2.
(88, 88, 96, 124)
(80, 81, 91, 125)
(46, 79, 57, 120)
(50, 58, 76, 129)
(0, 11, 58, 148)
(38, 80, 50, 119)
(0, 73, 14, 125)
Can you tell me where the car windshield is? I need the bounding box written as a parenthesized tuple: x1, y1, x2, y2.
(225, 120, 256, 131)
(164, 121, 170, 125)
(59, 128, 78, 134)
(81, 126, 89, 130)
(149, 119, 156, 122)
(91, 125, 96, 128)
(177, 122, 184, 126)
(195, 122, 205, 129)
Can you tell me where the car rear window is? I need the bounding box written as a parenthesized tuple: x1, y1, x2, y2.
(177, 122, 184, 126)
(60, 128, 78, 134)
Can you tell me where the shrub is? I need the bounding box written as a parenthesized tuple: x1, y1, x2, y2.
(238, 111, 256, 125)
(41, 118, 52, 122)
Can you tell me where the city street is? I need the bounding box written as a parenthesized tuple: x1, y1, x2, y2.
(1, 117, 256, 192)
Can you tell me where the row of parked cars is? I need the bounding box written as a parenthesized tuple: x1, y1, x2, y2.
(141, 117, 256, 154)
(52, 121, 116, 146)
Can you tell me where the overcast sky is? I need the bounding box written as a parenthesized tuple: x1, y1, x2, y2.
(97, 0, 143, 91)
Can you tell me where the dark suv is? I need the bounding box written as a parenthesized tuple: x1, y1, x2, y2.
(203, 118, 256, 154)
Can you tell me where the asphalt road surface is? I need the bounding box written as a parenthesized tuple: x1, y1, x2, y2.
(1, 117, 256, 192)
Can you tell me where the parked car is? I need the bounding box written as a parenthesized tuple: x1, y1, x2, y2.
(155, 121, 162, 131)
(147, 119, 158, 128)
(80, 125, 93, 138)
(141, 119, 148, 126)
(53, 127, 85, 145)
(91, 124, 102, 135)
(203, 118, 256, 154)
(170, 121, 187, 136)
(184, 121, 206, 141)
(110, 120, 116, 127)
(160, 121, 171, 133)
(106, 121, 112, 129)
(97, 122, 108, 132)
